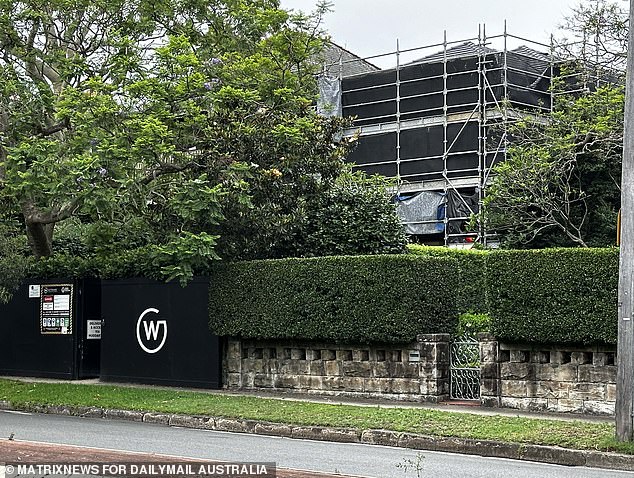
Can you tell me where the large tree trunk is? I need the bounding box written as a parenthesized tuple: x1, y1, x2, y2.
(21, 201, 55, 258)
(25, 221, 54, 258)
(20, 195, 82, 257)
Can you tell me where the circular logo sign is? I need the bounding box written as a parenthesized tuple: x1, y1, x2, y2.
(136, 308, 168, 354)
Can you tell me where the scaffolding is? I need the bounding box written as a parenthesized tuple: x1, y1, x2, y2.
(322, 25, 592, 246)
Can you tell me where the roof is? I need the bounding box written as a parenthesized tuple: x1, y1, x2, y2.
(408, 42, 497, 65)
(321, 42, 380, 78)
(507, 46, 551, 74)
(404, 41, 552, 75)
(318, 41, 554, 79)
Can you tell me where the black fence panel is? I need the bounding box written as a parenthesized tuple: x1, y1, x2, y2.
(100, 278, 221, 388)
(78, 279, 102, 377)
(0, 279, 101, 379)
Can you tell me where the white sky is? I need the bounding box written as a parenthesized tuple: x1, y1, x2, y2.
(280, 0, 590, 67)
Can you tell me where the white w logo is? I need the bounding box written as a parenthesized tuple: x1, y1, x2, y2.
(143, 320, 165, 341)
(136, 308, 168, 354)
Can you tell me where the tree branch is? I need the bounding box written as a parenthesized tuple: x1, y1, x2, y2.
(21, 195, 84, 225)
(140, 161, 204, 186)
(37, 119, 70, 137)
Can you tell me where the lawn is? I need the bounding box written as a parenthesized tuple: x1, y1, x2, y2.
(0, 378, 631, 454)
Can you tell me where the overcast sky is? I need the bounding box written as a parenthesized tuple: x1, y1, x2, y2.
(279, 0, 590, 67)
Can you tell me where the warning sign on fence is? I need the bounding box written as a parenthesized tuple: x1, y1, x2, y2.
(40, 284, 73, 335)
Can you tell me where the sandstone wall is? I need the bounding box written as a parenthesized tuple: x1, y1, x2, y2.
(479, 334, 616, 415)
(224, 334, 450, 402)
(224, 334, 617, 416)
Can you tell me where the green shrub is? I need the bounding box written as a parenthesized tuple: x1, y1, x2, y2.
(216, 172, 407, 261)
(22, 238, 621, 346)
(296, 174, 407, 257)
(487, 248, 618, 345)
(407, 244, 488, 315)
(0, 221, 30, 304)
(27, 251, 147, 281)
(28, 233, 219, 285)
(209, 254, 459, 344)
(0, 256, 29, 304)
(455, 311, 492, 338)
(409, 246, 618, 345)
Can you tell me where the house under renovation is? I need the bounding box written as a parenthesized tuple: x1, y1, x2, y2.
(321, 27, 594, 246)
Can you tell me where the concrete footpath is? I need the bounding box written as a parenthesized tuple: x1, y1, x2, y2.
(0, 377, 632, 473)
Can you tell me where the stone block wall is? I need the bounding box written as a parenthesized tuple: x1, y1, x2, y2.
(224, 334, 617, 415)
(224, 334, 450, 402)
(479, 334, 616, 415)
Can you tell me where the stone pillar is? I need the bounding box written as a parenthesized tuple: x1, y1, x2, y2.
(417, 333, 450, 403)
(478, 333, 500, 407)
(224, 338, 243, 388)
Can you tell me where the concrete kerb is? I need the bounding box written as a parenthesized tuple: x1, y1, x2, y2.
(1, 400, 633, 472)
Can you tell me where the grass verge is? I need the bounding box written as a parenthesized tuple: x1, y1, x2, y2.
(0, 378, 631, 455)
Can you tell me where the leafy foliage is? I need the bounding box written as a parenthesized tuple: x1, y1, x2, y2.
(488, 249, 618, 345)
(0, 219, 30, 303)
(208, 255, 459, 344)
(409, 245, 618, 345)
(483, 85, 623, 248)
(293, 172, 407, 258)
(29, 234, 218, 286)
(1, 0, 389, 267)
(455, 312, 492, 338)
(0, 0, 405, 270)
(407, 244, 488, 315)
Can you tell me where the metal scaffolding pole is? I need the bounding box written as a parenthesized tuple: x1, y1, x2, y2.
(479, 24, 487, 246)
(549, 33, 555, 113)
(396, 39, 402, 186)
(502, 21, 509, 165)
(442, 30, 449, 246)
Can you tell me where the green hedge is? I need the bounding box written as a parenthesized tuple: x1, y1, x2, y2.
(209, 255, 459, 344)
(409, 246, 618, 345)
(26, 253, 148, 281)
(26, 246, 206, 283)
(487, 248, 619, 345)
(20, 244, 622, 346)
(407, 245, 488, 315)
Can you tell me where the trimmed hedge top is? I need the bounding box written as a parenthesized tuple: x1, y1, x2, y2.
(408, 245, 488, 315)
(487, 248, 618, 345)
(15, 244, 621, 346)
(209, 254, 459, 344)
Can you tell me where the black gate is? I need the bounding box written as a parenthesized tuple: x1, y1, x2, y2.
(0, 279, 101, 379)
(100, 277, 221, 388)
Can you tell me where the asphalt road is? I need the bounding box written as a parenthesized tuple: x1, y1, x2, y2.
(0, 410, 632, 478)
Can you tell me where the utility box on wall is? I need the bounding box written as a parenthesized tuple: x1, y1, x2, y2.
(100, 277, 221, 388)
(0, 279, 101, 379)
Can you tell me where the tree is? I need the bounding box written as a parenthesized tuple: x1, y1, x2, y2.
(556, 0, 628, 74)
(0, 0, 351, 259)
(485, 148, 590, 247)
(0, 0, 157, 257)
(483, 0, 625, 248)
(1, 0, 406, 272)
(484, 85, 623, 248)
